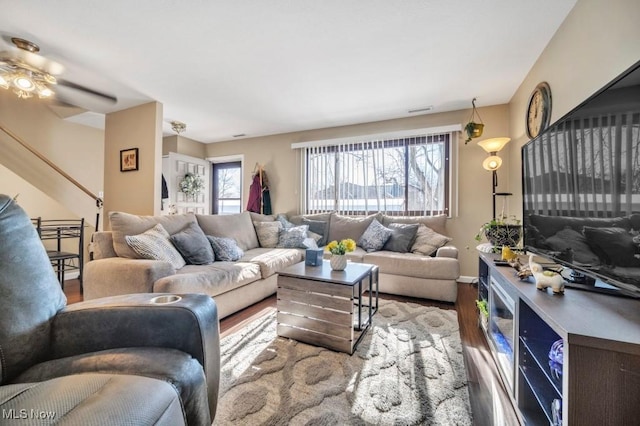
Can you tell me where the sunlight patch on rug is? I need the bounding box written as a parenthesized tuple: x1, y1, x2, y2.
(214, 299, 472, 425)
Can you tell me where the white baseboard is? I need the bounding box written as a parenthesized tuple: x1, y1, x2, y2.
(458, 275, 477, 284)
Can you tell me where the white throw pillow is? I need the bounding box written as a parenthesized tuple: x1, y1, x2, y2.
(125, 223, 186, 269)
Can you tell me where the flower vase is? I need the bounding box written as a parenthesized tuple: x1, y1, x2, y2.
(330, 254, 347, 271)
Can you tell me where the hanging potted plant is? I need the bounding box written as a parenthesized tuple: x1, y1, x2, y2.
(464, 98, 484, 144)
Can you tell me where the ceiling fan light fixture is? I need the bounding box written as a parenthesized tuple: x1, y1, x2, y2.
(171, 121, 187, 134)
(38, 86, 54, 98)
(15, 75, 35, 91)
(0, 73, 9, 89)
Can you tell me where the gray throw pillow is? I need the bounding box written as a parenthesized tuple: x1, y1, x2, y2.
(276, 225, 309, 248)
(125, 224, 186, 269)
(383, 222, 420, 253)
(207, 236, 244, 261)
(276, 214, 295, 229)
(302, 218, 329, 246)
(170, 222, 214, 265)
(358, 219, 392, 252)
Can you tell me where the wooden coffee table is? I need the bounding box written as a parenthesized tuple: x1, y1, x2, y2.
(276, 260, 379, 354)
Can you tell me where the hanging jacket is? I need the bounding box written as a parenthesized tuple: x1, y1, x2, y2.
(246, 173, 262, 213)
(261, 171, 272, 215)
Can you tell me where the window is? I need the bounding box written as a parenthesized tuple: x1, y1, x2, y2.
(304, 132, 451, 216)
(212, 161, 241, 215)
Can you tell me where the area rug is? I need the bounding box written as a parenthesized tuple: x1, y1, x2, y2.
(214, 299, 472, 425)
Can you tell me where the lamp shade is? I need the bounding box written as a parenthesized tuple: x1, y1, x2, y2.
(483, 155, 502, 171)
(477, 137, 511, 153)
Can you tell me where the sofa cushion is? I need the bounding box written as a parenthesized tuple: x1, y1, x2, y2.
(254, 221, 283, 248)
(383, 222, 419, 253)
(155, 262, 262, 296)
(411, 224, 452, 256)
(289, 212, 333, 225)
(363, 251, 459, 280)
(197, 212, 259, 250)
(328, 212, 382, 243)
(170, 222, 215, 265)
(125, 224, 186, 269)
(322, 246, 367, 263)
(207, 236, 244, 261)
(276, 225, 309, 248)
(381, 214, 448, 237)
(242, 248, 303, 278)
(110, 211, 197, 259)
(358, 219, 392, 252)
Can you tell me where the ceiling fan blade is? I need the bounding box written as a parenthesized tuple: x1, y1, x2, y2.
(56, 78, 117, 104)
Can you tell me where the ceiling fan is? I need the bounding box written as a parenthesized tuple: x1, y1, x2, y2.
(0, 37, 117, 104)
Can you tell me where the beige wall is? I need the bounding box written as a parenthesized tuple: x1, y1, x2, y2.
(0, 90, 104, 229)
(162, 135, 207, 158)
(207, 105, 510, 276)
(103, 102, 163, 223)
(507, 0, 640, 211)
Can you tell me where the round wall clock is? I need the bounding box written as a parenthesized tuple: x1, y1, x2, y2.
(525, 82, 552, 139)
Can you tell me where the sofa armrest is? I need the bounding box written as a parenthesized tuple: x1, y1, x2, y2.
(83, 257, 175, 299)
(51, 293, 220, 420)
(436, 245, 458, 259)
(90, 231, 117, 259)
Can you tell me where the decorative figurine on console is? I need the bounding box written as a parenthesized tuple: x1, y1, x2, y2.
(529, 255, 565, 294)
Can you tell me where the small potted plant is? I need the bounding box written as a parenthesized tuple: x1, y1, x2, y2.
(476, 299, 489, 329)
(475, 214, 523, 248)
(325, 238, 356, 271)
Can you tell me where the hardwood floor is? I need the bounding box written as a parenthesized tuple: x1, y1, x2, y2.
(63, 279, 519, 425)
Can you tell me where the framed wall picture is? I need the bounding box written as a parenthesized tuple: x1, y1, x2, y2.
(120, 148, 139, 172)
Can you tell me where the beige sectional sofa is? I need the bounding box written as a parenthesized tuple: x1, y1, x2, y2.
(85, 210, 460, 319)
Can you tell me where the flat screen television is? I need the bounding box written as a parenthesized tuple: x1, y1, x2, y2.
(522, 59, 640, 298)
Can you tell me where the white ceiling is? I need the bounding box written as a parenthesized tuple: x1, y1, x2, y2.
(0, 0, 577, 143)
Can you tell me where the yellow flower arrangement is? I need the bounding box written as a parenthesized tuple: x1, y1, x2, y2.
(325, 238, 356, 255)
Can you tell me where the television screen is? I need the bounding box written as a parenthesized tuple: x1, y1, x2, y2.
(522, 60, 640, 298)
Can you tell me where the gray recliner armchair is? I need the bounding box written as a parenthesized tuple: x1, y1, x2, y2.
(0, 194, 220, 425)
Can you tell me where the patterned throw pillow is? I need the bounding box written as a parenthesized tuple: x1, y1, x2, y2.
(358, 219, 392, 252)
(411, 224, 452, 256)
(207, 236, 244, 261)
(254, 221, 283, 248)
(276, 225, 309, 248)
(170, 222, 214, 265)
(383, 223, 420, 253)
(125, 223, 186, 269)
